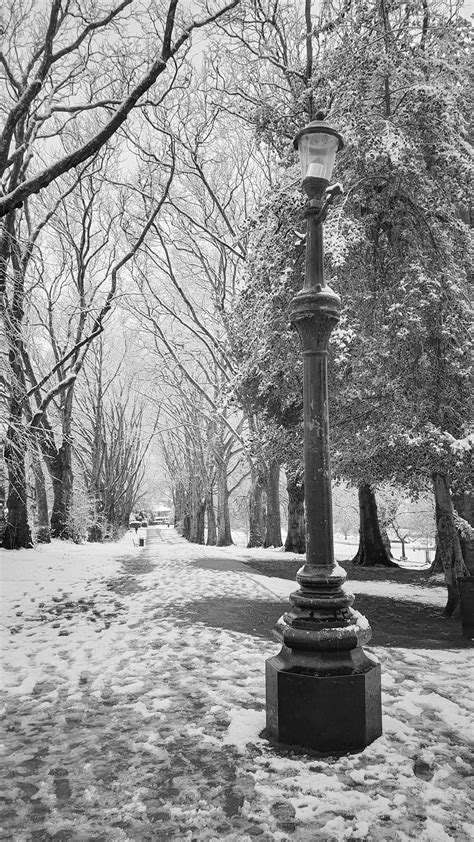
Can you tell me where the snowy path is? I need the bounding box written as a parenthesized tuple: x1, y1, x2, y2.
(1, 530, 473, 841)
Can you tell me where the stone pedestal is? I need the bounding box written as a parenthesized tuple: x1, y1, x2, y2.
(266, 645, 382, 753)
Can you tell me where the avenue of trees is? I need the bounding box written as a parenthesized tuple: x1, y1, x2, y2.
(1, 0, 472, 615)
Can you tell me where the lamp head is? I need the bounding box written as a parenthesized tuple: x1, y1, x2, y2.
(294, 112, 344, 200)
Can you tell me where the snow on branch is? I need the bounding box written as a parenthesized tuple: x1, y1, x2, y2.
(0, 0, 239, 217)
(29, 373, 77, 430)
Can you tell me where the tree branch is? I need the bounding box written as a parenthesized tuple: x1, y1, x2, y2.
(0, 0, 239, 216)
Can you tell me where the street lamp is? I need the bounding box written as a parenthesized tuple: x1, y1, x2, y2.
(265, 113, 382, 753)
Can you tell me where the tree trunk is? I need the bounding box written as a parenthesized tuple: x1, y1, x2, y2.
(284, 476, 305, 554)
(36, 385, 75, 540)
(31, 446, 50, 543)
(182, 513, 191, 540)
(353, 484, 397, 567)
(0, 462, 6, 544)
(48, 443, 74, 539)
(432, 473, 469, 618)
(216, 459, 233, 546)
(2, 336, 32, 549)
(173, 483, 187, 534)
(247, 465, 266, 548)
(88, 521, 103, 543)
(264, 459, 282, 548)
(206, 489, 217, 546)
(452, 491, 474, 575)
(430, 544, 444, 574)
(189, 498, 205, 544)
(381, 525, 392, 557)
(197, 501, 205, 544)
(187, 474, 205, 544)
(2, 232, 32, 549)
(3, 417, 32, 550)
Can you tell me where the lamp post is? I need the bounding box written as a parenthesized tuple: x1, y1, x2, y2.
(265, 114, 382, 753)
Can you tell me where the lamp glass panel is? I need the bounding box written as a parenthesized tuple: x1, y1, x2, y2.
(299, 132, 339, 181)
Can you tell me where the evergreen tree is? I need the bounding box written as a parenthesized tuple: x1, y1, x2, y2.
(228, 0, 472, 600)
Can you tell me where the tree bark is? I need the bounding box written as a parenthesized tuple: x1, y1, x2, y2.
(189, 497, 205, 544)
(35, 385, 75, 540)
(206, 489, 217, 545)
(3, 415, 32, 549)
(264, 459, 282, 548)
(31, 446, 50, 543)
(432, 473, 469, 617)
(381, 525, 392, 557)
(247, 464, 266, 548)
(182, 513, 191, 540)
(187, 473, 205, 544)
(173, 483, 187, 535)
(216, 458, 233, 546)
(284, 476, 305, 554)
(429, 545, 444, 574)
(48, 442, 74, 539)
(352, 484, 397, 567)
(2, 312, 32, 548)
(452, 491, 474, 575)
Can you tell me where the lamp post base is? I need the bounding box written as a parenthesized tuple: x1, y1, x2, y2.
(266, 645, 382, 753)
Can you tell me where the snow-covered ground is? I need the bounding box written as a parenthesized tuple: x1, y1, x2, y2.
(1, 530, 473, 841)
(232, 530, 434, 567)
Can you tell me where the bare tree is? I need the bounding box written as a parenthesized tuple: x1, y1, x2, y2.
(0, 0, 239, 215)
(76, 355, 155, 539)
(0, 0, 239, 548)
(159, 394, 210, 544)
(126, 88, 286, 546)
(24, 156, 172, 538)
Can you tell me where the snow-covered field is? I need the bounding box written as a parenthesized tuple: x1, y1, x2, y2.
(1, 530, 473, 841)
(232, 530, 434, 567)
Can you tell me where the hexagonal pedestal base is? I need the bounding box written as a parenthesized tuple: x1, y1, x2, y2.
(266, 645, 382, 753)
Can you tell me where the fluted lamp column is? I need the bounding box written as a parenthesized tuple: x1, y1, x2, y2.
(265, 113, 382, 753)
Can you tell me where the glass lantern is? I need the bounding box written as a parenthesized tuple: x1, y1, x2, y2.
(294, 115, 344, 199)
